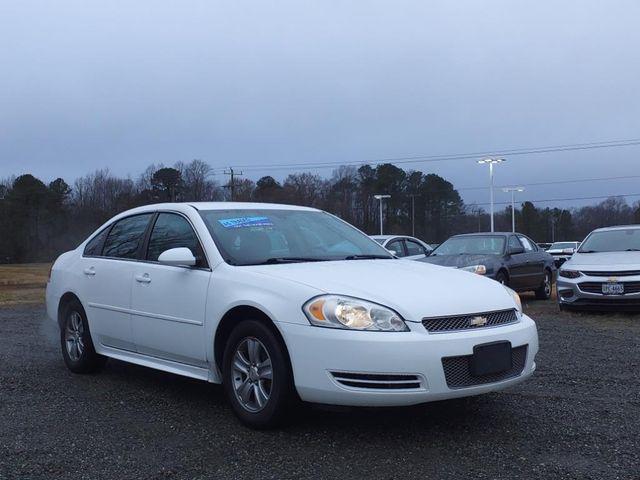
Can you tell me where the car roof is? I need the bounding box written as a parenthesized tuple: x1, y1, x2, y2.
(452, 232, 514, 237)
(188, 202, 318, 211)
(591, 224, 640, 232)
(370, 235, 395, 240)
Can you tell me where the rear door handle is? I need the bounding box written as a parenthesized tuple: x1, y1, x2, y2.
(83, 267, 96, 276)
(135, 273, 151, 284)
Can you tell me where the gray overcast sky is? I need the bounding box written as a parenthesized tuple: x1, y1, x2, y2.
(1, 0, 639, 207)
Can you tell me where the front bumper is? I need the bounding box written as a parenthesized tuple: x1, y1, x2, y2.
(279, 315, 538, 407)
(557, 273, 640, 310)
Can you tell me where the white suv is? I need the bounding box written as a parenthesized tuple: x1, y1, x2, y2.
(46, 202, 538, 428)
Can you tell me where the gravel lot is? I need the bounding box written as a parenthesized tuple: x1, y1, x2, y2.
(1, 298, 638, 480)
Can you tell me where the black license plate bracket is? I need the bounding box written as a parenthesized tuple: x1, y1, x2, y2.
(470, 341, 512, 376)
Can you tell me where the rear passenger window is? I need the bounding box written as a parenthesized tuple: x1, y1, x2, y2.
(103, 214, 153, 259)
(146, 213, 206, 266)
(83, 227, 110, 257)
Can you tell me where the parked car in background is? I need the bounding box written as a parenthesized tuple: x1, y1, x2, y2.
(537, 243, 552, 251)
(420, 232, 556, 299)
(46, 203, 538, 428)
(371, 235, 432, 259)
(547, 241, 581, 267)
(557, 225, 640, 310)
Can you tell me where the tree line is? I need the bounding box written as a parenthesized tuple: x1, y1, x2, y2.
(1, 159, 638, 263)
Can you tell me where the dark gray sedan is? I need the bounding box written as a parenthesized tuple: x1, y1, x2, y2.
(420, 232, 556, 299)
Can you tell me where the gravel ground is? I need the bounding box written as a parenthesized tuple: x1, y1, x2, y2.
(0, 299, 638, 480)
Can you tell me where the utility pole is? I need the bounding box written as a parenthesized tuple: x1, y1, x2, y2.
(374, 194, 391, 235)
(409, 194, 417, 237)
(503, 187, 525, 233)
(223, 167, 243, 201)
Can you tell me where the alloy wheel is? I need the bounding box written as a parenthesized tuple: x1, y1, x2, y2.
(65, 311, 85, 361)
(231, 337, 273, 412)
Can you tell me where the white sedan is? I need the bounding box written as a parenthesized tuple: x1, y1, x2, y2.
(370, 235, 432, 259)
(46, 202, 539, 428)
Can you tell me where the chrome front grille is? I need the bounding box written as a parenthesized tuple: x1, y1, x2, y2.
(442, 345, 528, 389)
(330, 371, 423, 390)
(580, 270, 640, 277)
(422, 309, 518, 333)
(579, 282, 640, 294)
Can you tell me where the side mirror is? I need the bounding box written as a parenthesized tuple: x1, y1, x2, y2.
(158, 247, 196, 267)
(387, 249, 397, 256)
(508, 246, 525, 255)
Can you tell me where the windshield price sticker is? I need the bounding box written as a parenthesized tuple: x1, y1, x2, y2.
(218, 216, 274, 229)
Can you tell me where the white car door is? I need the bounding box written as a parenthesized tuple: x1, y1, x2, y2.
(130, 212, 210, 366)
(80, 213, 154, 351)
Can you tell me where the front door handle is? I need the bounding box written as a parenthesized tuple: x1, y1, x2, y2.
(83, 267, 96, 276)
(135, 273, 151, 284)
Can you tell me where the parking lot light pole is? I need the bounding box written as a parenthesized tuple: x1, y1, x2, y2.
(503, 187, 525, 232)
(477, 158, 505, 232)
(374, 194, 391, 235)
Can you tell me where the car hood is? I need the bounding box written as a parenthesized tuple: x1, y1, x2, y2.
(419, 253, 496, 268)
(247, 259, 516, 322)
(566, 251, 640, 269)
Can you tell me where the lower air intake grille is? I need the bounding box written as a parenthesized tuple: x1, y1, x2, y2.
(442, 345, 528, 389)
(330, 371, 423, 390)
(422, 309, 518, 333)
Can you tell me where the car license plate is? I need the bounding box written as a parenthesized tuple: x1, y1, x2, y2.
(602, 282, 624, 295)
(470, 341, 512, 376)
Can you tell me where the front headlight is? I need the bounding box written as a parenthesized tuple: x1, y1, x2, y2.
(303, 295, 409, 331)
(460, 264, 487, 275)
(559, 269, 581, 279)
(503, 285, 522, 314)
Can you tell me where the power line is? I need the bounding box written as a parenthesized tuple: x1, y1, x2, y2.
(230, 137, 640, 172)
(471, 192, 640, 207)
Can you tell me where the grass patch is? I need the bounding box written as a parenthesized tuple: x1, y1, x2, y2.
(0, 263, 51, 306)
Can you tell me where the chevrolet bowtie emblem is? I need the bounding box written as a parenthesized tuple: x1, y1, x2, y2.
(608, 276, 619, 283)
(469, 316, 488, 327)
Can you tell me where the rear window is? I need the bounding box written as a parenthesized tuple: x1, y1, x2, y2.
(103, 214, 153, 259)
(83, 227, 110, 257)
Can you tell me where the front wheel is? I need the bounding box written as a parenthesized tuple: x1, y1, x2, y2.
(535, 270, 553, 300)
(222, 320, 295, 429)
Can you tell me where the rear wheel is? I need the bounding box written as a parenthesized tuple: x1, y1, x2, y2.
(222, 320, 295, 429)
(60, 299, 106, 373)
(535, 270, 553, 300)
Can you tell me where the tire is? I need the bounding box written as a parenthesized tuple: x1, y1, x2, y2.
(495, 271, 508, 286)
(222, 320, 295, 429)
(60, 299, 106, 373)
(535, 270, 553, 300)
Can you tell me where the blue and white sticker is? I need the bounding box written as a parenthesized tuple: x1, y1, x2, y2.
(218, 216, 273, 229)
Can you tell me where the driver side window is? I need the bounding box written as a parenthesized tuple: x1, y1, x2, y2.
(146, 213, 207, 267)
(509, 236, 523, 250)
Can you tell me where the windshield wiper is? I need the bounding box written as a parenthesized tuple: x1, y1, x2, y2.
(578, 250, 598, 253)
(252, 257, 328, 265)
(344, 254, 393, 260)
(626, 248, 640, 251)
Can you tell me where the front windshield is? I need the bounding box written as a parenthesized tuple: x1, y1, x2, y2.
(550, 242, 577, 250)
(200, 209, 393, 265)
(579, 229, 640, 253)
(431, 236, 505, 256)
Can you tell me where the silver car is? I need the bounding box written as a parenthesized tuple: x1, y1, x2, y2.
(547, 241, 581, 267)
(557, 225, 640, 310)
